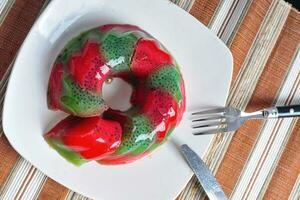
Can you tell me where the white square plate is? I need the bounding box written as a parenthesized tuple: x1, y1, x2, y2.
(2, 0, 233, 199)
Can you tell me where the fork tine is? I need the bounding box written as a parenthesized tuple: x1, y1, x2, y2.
(191, 121, 227, 129)
(192, 115, 226, 122)
(193, 127, 228, 135)
(191, 107, 226, 116)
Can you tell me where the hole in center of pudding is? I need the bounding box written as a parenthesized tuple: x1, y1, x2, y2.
(102, 78, 133, 111)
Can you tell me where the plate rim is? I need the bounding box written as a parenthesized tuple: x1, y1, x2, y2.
(2, 0, 233, 199)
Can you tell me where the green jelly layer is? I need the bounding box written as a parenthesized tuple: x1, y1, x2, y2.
(113, 115, 154, 156)
(57, 28, 103, 63)
(101, 31, 139, 72)
(147, 66, 182, 102)
(46, 138, 88, 166)
(61, 75, 106, 117)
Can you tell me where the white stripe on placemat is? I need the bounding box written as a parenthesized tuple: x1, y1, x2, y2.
(0, 158, 32, 199)
(0, 0, 9, 13)
(179, 0, 290, 199)
(208, 0, 290, 172)
(0, 0, 15, 26)
(20, 170, 47, 200)
(0, 158, 46, 199)
(208, 0, 290, 174)
(65, 191, 90, 200)
(289, 174, 300, 200)
(170, 0, 195, 11)
(209, 0, 249, 43)
(231, 46, 300, 200)
(178, 0, 252, 199)
(209, 0, 236, 34)
(220, 0, 252, 44)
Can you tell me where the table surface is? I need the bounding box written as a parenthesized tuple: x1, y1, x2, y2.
(0, 0, 299, 199)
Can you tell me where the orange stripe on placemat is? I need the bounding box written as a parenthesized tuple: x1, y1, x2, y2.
(37, 178, 69, 200)
(241, 119, 284, 200)
(229, 0, 272, 82)
(263, 9, 300, 200)
(189, 0, 221, 26)
(0, 135, 19, 187)
(0, 0, 46, 78)
(242, 72, 300, 200)
(263, 120, 300, 200)
(248, 76, 300, 199)
(215, 8, 300, 196)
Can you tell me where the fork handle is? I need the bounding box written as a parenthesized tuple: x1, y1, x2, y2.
(264, 105, 300, 118)
(276, 105, 300, 118)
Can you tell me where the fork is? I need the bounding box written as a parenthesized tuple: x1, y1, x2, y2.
(191, 105, 300, 135)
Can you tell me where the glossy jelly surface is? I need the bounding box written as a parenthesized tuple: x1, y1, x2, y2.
(45, 24, 185, 165)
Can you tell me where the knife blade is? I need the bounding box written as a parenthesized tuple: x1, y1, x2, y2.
(181, 144, 228, 200)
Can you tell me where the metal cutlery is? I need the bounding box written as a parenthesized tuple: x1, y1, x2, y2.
(181, 144, 228, 200)
(191, 105, 300, 135)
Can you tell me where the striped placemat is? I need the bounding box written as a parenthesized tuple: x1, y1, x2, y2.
(0, 0, 299, 199)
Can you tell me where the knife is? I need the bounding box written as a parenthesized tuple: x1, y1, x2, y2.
(181, 144, 228, 200)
